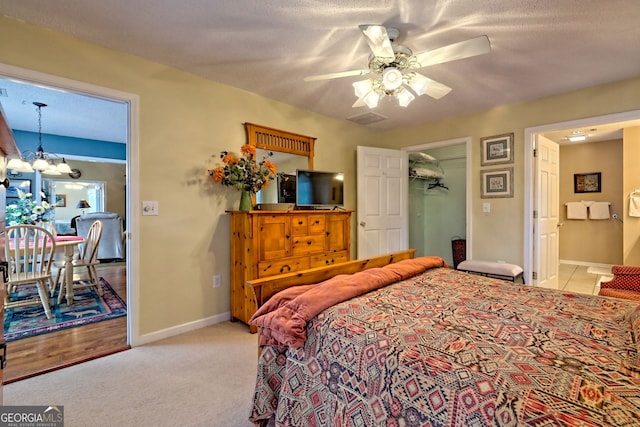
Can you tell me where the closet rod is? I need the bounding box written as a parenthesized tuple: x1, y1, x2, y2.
(437, 155, 466, 161)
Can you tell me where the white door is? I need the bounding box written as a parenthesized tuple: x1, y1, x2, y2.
(356, 146, 408, 258)
(534, 135, 560, 288)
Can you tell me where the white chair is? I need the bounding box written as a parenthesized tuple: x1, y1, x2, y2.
(4, 224, 56, 319)
(53, 220, 103, 303)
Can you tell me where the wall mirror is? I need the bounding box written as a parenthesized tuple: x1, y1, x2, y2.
(244, 122, 315, 205)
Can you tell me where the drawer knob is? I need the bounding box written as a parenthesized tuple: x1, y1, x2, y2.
(280, 264, 291, 273)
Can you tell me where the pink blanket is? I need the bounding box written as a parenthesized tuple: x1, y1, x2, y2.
(249, 256, 447, 347)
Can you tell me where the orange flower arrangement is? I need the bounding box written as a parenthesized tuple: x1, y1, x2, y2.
(208, 144, 277, 194)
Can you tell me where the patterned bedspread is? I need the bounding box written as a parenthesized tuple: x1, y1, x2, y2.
(250, 267, 640, 426)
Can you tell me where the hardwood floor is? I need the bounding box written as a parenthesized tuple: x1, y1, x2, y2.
(3, 263, 129, 384)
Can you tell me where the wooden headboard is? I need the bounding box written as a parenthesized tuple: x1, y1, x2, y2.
(248, 249, 416, 310)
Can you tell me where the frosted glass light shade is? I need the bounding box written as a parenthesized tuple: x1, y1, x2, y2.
(57, 159, 72, 173)
(408, 72, 430, 96)
(382, 68, 403, 91)
(396, 88, 415, 107)
(32, 158, 49, 171)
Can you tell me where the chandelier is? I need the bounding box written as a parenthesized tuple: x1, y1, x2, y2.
(7, 102, 72, 175)
(351, 44, 449, 109)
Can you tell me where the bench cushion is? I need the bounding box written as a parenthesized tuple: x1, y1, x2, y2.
(457, 260, 523, 278)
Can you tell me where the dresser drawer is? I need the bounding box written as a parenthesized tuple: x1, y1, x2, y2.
(309, 251, 349, 268)
(307, 215, 326, 234)
(291, 234, 325, 256)
(291, 216, 308, 235)
(257, 257, 310, 278)
(291, 214, 326, 235)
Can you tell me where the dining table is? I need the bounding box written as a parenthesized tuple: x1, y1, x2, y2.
(52, 235, 85, 305)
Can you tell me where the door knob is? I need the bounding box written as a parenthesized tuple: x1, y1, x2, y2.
(359, 221, 366, 227)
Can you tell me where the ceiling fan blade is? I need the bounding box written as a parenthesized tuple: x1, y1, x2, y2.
(359, 25, 395, 61)
(406, 72, 452, 99)
(304, 69, 371, 82)
(422, 78, 452, 99)
(414, 35, 491, 68)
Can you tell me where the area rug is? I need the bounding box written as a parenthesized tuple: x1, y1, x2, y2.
(4, 278, 127, 342)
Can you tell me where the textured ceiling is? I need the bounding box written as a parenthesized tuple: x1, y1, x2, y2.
(0, 0, 639, 143)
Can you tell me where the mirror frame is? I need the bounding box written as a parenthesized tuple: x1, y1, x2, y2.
(244, 122, 315, 170)
(244, 122, 316, 207)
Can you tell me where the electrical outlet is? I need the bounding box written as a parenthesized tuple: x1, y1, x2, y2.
(213, 274, 221, 288)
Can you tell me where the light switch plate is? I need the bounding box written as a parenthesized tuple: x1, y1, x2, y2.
(483, 202, 490, 213)
(142, 201, 159, 216)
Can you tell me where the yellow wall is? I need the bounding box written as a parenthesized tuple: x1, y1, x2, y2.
(0, 16, 378, 336)
(559, 140, 623, 264)
(623, 126, 640, 265)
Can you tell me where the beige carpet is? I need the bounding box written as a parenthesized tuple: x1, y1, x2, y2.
(4, 321, 259, 427)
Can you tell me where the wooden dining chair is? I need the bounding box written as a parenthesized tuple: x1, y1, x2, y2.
(39, 221, 58, 237)
(53, 220, 103, 303)
(4, 224, 56, 319)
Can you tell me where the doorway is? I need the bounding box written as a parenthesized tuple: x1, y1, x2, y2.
(525, 110, 640, 286)
(404, 137, 472, 265)
(0, 62, 139, 378)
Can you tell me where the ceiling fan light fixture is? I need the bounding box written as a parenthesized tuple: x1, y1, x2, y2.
(353, 79, 374, 98)
(407, 72, 430, 96)
(362, 91, 381, 109)
(396, 87, 415, 107)
(352, 79, 380, 108)
(382, 68, 403, 91)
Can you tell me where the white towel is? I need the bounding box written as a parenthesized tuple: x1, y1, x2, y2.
(566, 202, 587, 219)
(589, 202, 610, 219)
(630, 194, 640, 217)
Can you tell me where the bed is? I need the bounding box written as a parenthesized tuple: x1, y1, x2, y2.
(248, 250, 640, 426)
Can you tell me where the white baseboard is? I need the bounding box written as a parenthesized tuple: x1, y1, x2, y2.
(131, 311, 231, 347)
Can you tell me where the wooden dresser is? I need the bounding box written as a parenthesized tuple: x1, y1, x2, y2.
(228, 210, 351, 331)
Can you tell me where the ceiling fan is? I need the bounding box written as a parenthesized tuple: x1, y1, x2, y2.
(304, 25, 491, 108)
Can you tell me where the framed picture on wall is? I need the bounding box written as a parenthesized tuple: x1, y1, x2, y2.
(574, 172, 601, 193)
(55, 194, 67, 207)
(480, 133, 514, 166)
(481, 167, 514, 198)
(6, 179, 31, 198)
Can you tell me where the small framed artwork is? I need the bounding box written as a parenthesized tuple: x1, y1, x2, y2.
(6, 179, 31, 198)
(55, 194, 67, 207)
(481, 167, 514, 198)
(481, 133, 514, 166)
(574, 172, 601, 193)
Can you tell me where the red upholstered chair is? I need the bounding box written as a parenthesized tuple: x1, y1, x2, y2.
(599, 265, 640, 301)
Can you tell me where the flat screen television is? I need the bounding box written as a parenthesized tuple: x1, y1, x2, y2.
(296, 169, 344, 209)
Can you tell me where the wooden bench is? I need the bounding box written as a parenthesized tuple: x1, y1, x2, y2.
(457, 260, 524, 284)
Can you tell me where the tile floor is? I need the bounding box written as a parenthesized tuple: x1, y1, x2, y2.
(558, 263, 613, 296)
